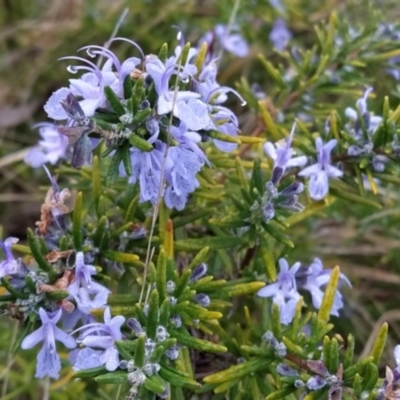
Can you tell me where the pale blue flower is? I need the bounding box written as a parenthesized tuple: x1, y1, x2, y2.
(73, 307, 125, 371)
(67, 252, 110, 314)
(296, 258, 351, 316)
(164, 146, 202, 210)
(269, 19, 292, 51)
(44, 55, 119, 120)
(264, 123, 307, 184)
(257, 258, 302, 324)
(21, 308, 76, 379)
(120, 140, 166, 205)
(298, 138, 342, 200)
(25, 123, 69, 168)
(0, 237, 20, 279)
(344, 87, 382, 138)
(199, 24, 249, 58)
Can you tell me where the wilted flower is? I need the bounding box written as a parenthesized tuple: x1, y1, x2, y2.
(298, 138, 342, 200)
(21, 308, 76, 379)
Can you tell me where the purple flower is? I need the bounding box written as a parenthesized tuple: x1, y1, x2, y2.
(200, 24, 249, 58)
(67, 252, 110, 314)
(164, 145, 203, 210)
(21, 308, 76, 379)
(0, 237, 20, 279)
(120, 140, 166, 205)
(344, 87, 382, 137)
(269, 19, 292, 51)
(264, 123, 307, 184)
(257, 258, 302, 324)
(298, 138, 342, 200)
(296, 258, 351, 316)
(25, 123, 69, 168)
(214, 24, 249, 58)
(44, 50, 124, 120)
(73, 307, 125, 371)
(388, 56, 400, 80)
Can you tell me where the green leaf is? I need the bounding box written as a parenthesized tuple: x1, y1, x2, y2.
(318, 266, 340, 322)
(73, 366, 109, 379)
(175, 237, 247, 251)
(174, 270, 191, 298)
(27, 228, 55, 279)
(369, 322, 388, 365)
(120, 140, 132, 176)
(159, 367, 200, 390)
(158, 43, 168, 62)
(146, 289, 160, 339)
(203, 358, 271, 384)
(156, 249, 167, 302)
(104, 86, 125, 117)
(132, 107, 152, 126)
(208, 130, 241, 144)
(171, 329, 227, 353)
(362, 362, 379, 391)
(124, 195, 139, 224)
(219, 281, 265, 297)
(353, 374, 363, 398)
(344, 334, 355, 369)
(149, 345, 165, 363)
(259, 236, 277, 281)
(159, 298, 170, 327)
(265, 386, 297, 400)
(92, 155, 102, 214)
(235, 157, 250, 191)
(129, 131, 153, 151)
(95, 371, 127, 384)
(123, 74, 133, 100)
(102, 250, 140, 264)
(144, 375, 166, 394)
(107, 149, 123, 186)
(250, 158, 264, 194)
(343, 356, 374, 384)
(115, 340, 136, 360)
(72, 192, 83, 251)
(328, 337, 339, 374)
(281, 336, 304, 357)
(93, 216, 108, 248)
(263, 224, 294, 248)
(134, 335, 146, 369)
(45, 290, 69, 301)
(131, 76, 145, 114)
(258, 55, 285, 90)
(329, 186, 381, 209)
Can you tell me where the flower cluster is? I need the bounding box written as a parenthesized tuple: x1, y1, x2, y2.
(259, 123, 306, 222)
(258, 257, 351, 324)
(26, 34, 246, 211)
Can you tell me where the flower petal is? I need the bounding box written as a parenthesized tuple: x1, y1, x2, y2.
(21, 327, 44, 349)
(308, 170, 329, 200)
(257, 282, 280, 298)
(54, 326, 76, 349)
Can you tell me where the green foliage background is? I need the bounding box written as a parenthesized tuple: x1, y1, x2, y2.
(2, 0, 400, 398)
